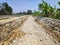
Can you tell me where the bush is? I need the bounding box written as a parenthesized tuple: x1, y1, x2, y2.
(33, 11, 40, 16)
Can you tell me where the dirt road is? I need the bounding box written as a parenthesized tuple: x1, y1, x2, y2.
(11, 16, 59, 45)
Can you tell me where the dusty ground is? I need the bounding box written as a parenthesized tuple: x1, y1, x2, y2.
(10, 16, 59, 45)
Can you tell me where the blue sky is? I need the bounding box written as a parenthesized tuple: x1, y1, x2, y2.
(0, 0, 60, 13)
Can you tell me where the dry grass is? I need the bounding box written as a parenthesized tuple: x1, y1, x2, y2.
(0, 18, 9, 20)
(0, 28, 26, 45)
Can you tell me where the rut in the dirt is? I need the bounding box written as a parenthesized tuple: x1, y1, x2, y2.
(11, 16, 59, 45)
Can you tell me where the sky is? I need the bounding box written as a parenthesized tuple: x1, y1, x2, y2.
(0, 0, 60, 13)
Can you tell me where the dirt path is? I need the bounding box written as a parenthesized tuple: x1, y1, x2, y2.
(11, 16, 58, 45)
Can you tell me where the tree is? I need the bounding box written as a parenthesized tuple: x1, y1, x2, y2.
(19, 12, 22, 14)
(58, 2, 60, 6)
(38, 0, 60, 19)
(53, 2, 60, 19)
(33, 11, 40, 16)
(3, 2, 12, 14)
(0, 2, 12, 15)
(39, 0, 50, 17)
(23, 11, 27, 15)
(38, 0, 54, 17)
(27, 10, 32, 14)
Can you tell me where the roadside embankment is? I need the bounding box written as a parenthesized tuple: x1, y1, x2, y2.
(35, 17, 60, 43)
(0, 15, 29, 45)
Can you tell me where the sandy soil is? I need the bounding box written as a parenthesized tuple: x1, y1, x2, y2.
(11, 16, 59, 45)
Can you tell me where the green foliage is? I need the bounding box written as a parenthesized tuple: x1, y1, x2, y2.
(16, 10, 32, 15)
(0, 2, 12, 15)
(38, 0, 54, 17)
(23, 11, 27, 15)
(19, 12, 22, 14)
(33, 11, 40, 16)
(38, 0, 60, 20)
(58, 2, 60, 5)
(27, 10, 32, 14)
(53, 9, 60, 19)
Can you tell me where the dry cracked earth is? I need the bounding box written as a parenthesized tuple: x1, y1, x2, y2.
(10, 16, 60, 45)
